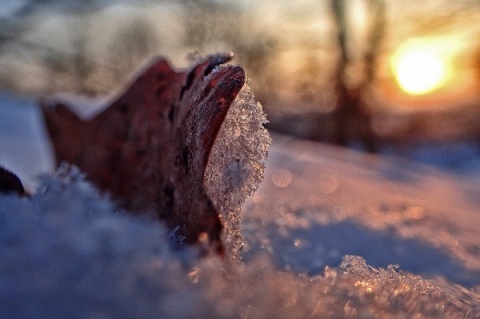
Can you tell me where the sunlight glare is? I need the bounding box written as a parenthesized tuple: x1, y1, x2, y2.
(391, 39, 452, 96)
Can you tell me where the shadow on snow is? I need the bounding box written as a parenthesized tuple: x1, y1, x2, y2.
(243, 220, 480, 288)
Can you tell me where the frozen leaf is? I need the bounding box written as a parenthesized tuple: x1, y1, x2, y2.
(41, 53, 267, 255)
(0, 166, 25, 195)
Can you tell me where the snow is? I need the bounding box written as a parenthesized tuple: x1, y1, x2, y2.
(243, 136, 480, 287)
(1, 93, 480, 317)
(0, 93, 54, 191)
(40, 93, 112, 120)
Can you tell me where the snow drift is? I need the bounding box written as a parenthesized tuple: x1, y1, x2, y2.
(1, 92, 480, 317)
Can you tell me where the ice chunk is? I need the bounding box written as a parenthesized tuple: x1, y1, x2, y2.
(205, 81, 271, 258)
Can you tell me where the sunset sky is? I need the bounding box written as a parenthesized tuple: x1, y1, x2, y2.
(1, 0, 479, 112)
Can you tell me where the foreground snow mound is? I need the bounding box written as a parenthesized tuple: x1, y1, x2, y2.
(1, 166, 480, 318)
(2, 93, 480, 317)
(243, 135, 480, 286)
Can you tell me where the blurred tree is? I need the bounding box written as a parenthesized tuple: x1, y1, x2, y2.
(397, 0, 480, 37)
(330, 0, 385, 152)
(475, 45, 480, 95)
(0, 64, 17, 91)
(180, 0, 277, 94)
(0, 0, 104, 94)
(39, 7, 99, 94)
(108, 18, 160, 83)
(71, 34, 96, 94)
(0, 0, 102, 44)
(46, 35, 98, 94)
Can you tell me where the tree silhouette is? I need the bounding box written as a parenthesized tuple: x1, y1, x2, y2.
(330, 0, 385, 152)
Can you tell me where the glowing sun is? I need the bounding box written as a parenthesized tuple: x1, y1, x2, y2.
(391, 39, 452, 95)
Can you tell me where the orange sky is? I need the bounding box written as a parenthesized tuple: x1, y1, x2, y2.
(374, 32, 480, 111)
(1, 0, 480, 114)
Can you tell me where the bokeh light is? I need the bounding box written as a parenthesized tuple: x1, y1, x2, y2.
(391, 38, 453, 95)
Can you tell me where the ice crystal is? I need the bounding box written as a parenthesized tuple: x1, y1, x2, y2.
(205, 81, 271, 259)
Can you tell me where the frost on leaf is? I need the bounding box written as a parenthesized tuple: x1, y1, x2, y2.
(41, 53, 270, 256)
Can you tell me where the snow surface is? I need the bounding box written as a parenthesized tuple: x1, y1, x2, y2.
(1, 93, 480, 317)
(0, 93, 54, 191)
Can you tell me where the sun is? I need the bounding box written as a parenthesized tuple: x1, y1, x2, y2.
(391, 39, 452, 95)
(394, 50, 445, 95)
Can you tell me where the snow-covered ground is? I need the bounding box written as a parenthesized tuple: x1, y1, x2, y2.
(0, 93, 54, 190)
(1, 93, 480, 317)
(244, 136, 480, 286)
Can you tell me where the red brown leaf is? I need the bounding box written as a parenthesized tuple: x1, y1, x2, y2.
(41, 53, 247, 254)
